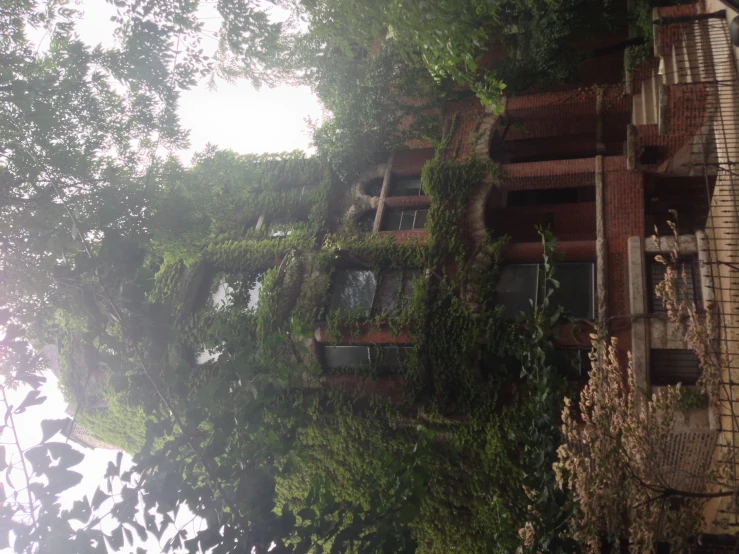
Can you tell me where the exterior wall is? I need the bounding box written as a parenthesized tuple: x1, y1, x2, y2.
(604, 155, 644, 353)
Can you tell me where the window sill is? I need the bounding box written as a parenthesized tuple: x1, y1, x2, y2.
(313, 323, 411, 344)
(384, 195, 431, 209)
(377, 229, 429, 244)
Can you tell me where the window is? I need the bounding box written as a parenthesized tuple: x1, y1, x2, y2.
(648, 256, 700, 312)
(381, 208, 428, 231)
(390, 178, 423, 197)
(495, 263, 594, 319)
(650, 349, 702, 386)
(364, 176, 424, 197)
(554, 348, 592, 382)
(357, 210, 377, 233)
(322, 345, 412, 376)
(329, 269, 421, 315)
(365, 178, 383, 197)
(207, 273, 263, 312)
(269, 217, 304, 237)
(301, 184, 318, 199)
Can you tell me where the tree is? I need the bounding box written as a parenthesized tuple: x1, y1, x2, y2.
(555, 224, 739, 552)
(288, 0, 624, 109)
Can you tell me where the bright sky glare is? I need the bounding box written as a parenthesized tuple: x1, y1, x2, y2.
(77, 0, 323, 160)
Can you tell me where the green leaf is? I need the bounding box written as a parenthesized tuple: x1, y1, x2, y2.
(68, 496, 92, 522)
(106, 525, 124, 551)
(45, 442, 84, 468)
(45, 467, 83, 494)
(92, 487, 110, 510)
(40, 419, 70, 443)
(24, 445, 51, 475)
(14, 390, 46, 413)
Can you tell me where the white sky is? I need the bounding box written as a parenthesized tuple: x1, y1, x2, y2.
(2, 1, 323, 550)
(77, 0, 323, 161)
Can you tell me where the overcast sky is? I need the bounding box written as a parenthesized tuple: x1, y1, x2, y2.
(77, 0, 323, 161)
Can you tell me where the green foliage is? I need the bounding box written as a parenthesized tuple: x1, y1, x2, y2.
(0, 1, 617, 550)
(304, 41, 453, 180)
(295, 0, 623, 110)
(75, 396, 148, 454)
(422, 153, 492, 267)
(625, 0, 655, 71)
(675, 387, 709, 410)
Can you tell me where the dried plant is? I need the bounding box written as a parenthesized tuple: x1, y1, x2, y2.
(555, 218, 739, 552)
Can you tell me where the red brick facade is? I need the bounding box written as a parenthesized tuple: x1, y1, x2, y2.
(327, 0, 716, 399)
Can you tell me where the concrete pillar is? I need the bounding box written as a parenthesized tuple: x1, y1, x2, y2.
(628, 236, 649, 396)
(696, 229, 715, 309)
(372, 152, 395, 233)
(596, 156, 608, 327)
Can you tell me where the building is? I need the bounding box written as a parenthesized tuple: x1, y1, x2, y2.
(60, 411, 118, 451)
(69, 0, 739, 545)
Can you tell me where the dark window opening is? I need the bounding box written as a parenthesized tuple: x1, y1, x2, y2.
(650, 349, 702, 386)
(507, 186, 595, 207)
(495, 263, 595, 320)
(647, 256, 700, 312)
(491, 134, 604, 164)
(381, 208, 428, 231)
(357, 210, 377, 233)
(645, 175, 715, 234)
(364, 175, 425, 198)
(390, 177, 423, 197)
(322, 345, 412, 377)
(365, 178, 383, 197)
(554, 348, 592, 382)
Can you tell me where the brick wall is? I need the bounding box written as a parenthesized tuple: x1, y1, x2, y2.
(393, 148, 435, 175)
(604, 155, 645, 351)
(489, 202, 596, 242)
(656, 3, 699, 57)
(503, 157, 596, 190)
(442, 97, 487, 159)
(378, 229, 429, 244)
(384, 196, 431, 209)
(636, 83, 710, 170)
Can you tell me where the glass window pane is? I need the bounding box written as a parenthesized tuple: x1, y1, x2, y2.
(374, 270, 402, 312)
(247, 274, 263, 310)
(357, 210, 376, 233)
(365, 178, 383, 197)
(209, 276, 235, 311)
(324, 346, 370, 369)
(413, 209, 428, 229)
(398, 210, 414, 231)
(269, 218, 295, 237)
(372, 346, 411, 375)
(392, 178, 422, 197)
(329, 270, 377, 314)
(553, 263, 594, 319)
(403, 269, 423, 300)
(495, 265, 539, 319)
(382, 210, 403, 231)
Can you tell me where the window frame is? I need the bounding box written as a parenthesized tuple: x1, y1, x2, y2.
(650, 348, 702, 386)
(380, 208, 428, 231)
(321, 344, 413, 376)
(495, 262, 595, 320)
(647, 255, 700, 313)
(390, 177, 424, 197)
(329, 268, 421, 316)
